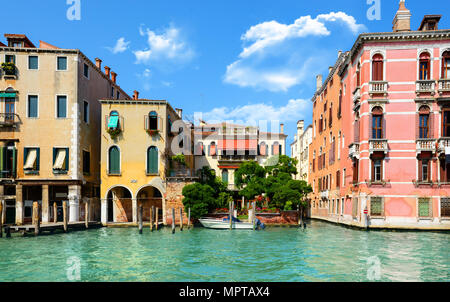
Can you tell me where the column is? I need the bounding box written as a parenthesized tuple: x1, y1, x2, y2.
(360, 193, 368, 226)
(15, 184, 23, 225)
(132, 198, 137, 223)
(68, 184, 81, 222)
(42, 185, 49, 223)
(101, 198, 107, 224)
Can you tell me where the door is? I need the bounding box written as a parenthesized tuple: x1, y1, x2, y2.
(108, 199, 114, 222)
(5, 200, 15, 224)
(5, 98, 15, 123)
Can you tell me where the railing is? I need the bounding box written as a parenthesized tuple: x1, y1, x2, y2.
(0, 113, 19, 126)
(416, 139, 436, 152)
(320, 190, 329, 199)
(369, 81, 388, 95)
(353, 87, 361, 103)
(438, 79, 450, 94)
(0, 170, 16, 179)
(438, 138, 450, 153)
(348, 143, 360, 159)
(369, 139, 388, 153)
(416, 80, 436, 94)
(219, 155, 257, 162)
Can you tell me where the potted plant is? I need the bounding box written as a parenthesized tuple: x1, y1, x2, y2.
(1, 62, 16, 76)
(107, 127, 121, 140)
(147, 129, 160, 136)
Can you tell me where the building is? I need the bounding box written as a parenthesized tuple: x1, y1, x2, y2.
(290, 120, 312, 181)
(99, 93, 195, 225)
(0, 34, 129, 225)
(311, 1, 450, 229)
(309, 52, 347, 218)
(194, 122, 287, 190)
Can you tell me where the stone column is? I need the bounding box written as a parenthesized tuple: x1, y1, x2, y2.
(132, 198, 137, 223)
(42, 185, 49, 223)
(15, 184, 23, 225)
(101, 198, 108, 224)
(68, 185, 81, 222)
(360, 193, 368, 226)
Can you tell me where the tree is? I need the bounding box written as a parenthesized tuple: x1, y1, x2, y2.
(271, 179, 312, 210)
(181, 183, 216, 219)
(265, 155, 298, 177)
(234, 161, 266, 188)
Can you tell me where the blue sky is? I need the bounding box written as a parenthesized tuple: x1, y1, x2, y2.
(2, 0, 449, 153)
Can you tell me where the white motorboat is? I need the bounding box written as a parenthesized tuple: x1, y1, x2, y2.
(199, 217, 265, 230)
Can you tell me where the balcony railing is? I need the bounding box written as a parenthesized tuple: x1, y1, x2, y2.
(438, 138, 450, 154)
(369, 81, 388, 96)
(348, 143, 360, 159)
(438, 79, 450, 94)
(353, 87, 361, 103)
(416, 80, 436, 95)
(0, 113, 19, 127)
(0, 170, 16, 179)
(416, 138, 436, 153)
(219, 155, 257, 162)
(369, 139, 388, 154)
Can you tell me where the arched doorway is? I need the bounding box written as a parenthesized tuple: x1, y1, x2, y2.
(106, 186, 132, 223)
(136, 185, 163, 222)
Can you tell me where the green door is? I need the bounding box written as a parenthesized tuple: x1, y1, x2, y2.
(147, 147, 158, 174)
(109, 147, 120, 174)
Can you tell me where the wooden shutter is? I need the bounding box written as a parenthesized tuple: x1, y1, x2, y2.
(109, 147, 120, 174)
(418, 159, 423, 181)
(429, 112, 434, 138)
(369, 114, 373, 139)
(149, 147, 158, 174)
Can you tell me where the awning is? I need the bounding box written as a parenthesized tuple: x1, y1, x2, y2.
(24, 149, 37, 170)
(108, 115, 119, 128)
(0, 93, 16, 98)
(218, 139, 258, 150)
(53, 149, 67, 170)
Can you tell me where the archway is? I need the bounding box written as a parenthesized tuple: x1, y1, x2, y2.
(136, 185, 163, 222)
(106, 186, 133, 223)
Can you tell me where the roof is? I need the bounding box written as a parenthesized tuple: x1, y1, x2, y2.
(419, 15, 442, 31)
(4, 34, 36, 48)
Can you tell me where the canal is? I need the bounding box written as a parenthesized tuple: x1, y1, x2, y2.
(0, 220, 448, 282)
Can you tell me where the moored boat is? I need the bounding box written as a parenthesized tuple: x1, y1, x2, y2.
(199, 217, 265, 230)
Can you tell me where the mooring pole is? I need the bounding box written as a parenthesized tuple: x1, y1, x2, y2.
(150, 206, 154, 232)
(33, 202, 40, 236)
(63, 201, 68, 233)
(180, 208, 183, 231)
(155, 207, 159, 231)
(53, 202, 58, 223)
(85, 201, 89, 229)
(252, 202, 256, 230)
(229, 201, 232, 230)
(138, 205, 143, 234)
(0, 201, 3, 238)
(187, 208, 191, 230)
(171, 208, 175, 234)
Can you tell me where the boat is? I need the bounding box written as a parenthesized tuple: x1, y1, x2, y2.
(199, 216, 265, 230)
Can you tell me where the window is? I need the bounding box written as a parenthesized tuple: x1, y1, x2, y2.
(11, 42, 22, 48)
(222, 169, 229, 184)
(370, 197, 384, 217)
(57, 57, 67, 71)
(441, 51, 450, 79)
(443, 110, 450, 137)
(53, 148, 69, 173)
(83, 101, 89, 123)
(83, 150, 90, 175)
(372, 107, 384, 139)
(419, 157, 431, 182)
(195, 143, 205, 156)
(419, 106, 430, 138)
(356, 63, 361, 87)
(56, 96, 67, 118)
(419, 52, 431, 80)
(439, 157, 450, 183)
(352, 159, 359, 184)
(272, 142, 281, 155)
(28, 95, 38, 118)
(116, 91, 120, 99)
(108, 111, 120, 129)
(4, 97, 15, 122)
(23, 147, 40, 172)
(108, 146, 120, 175)
(168, 115, 172, 133)
(28, 56, 38, 70)
(148, 111, 158, 131)
(83, 63, 89, 78)
(147, 146, 158, 174)
(418, 198, 432, 218)
(372, 158, 383, 182)
(372, 54, 384, 81)
(441, 198, 450, 218)
(111, 87, 114, 98)
(209, 142, 217, 156)
(5, 55, 15, 63)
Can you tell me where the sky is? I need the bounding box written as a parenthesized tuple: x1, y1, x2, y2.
(2, 0, 449, 155)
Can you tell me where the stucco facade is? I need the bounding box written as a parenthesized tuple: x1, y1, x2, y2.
(290, 120, 312, 181)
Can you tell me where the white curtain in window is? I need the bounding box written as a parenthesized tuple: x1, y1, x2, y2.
(53, 149, 66, 170)
(24, 149, 37, 169)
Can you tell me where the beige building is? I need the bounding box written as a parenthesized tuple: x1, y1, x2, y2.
(194, 122, 287, 190)
(0, 34, 129, 225)
(290, 120, 312, 181)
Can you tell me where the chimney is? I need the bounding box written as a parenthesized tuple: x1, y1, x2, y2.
(133, 90, 139, 100)
(104, 66, 111, 79)
(175, 108, 183, 119)
(316, 75, 323, 92)
(329, 66, 333, 74)
(297, 120, 305, 136)
(393, 0, 411, 32)
(111, 71, 117, 84)
(95, 58, 102, 69)
(338, 50, 342, 58)
(280, 123, 284, 134)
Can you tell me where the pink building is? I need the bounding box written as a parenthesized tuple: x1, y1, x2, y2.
(317, 1, 450, 229)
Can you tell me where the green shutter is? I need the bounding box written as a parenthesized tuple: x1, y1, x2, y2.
(36, 148, 40, 171)
(23, 148, 29, 167)
(65, 148, 69, 171)
(418, 198, 431, 217)
(109, 147, 120, 174)
(57, 96, 67, 118)
(12, 148, 16, 177)
(148, 147, 158, 174)
(108, 115, 119, 128)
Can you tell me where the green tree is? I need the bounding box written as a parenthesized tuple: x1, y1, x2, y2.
(181, 183, 216, 219)
(265, 155, 298, 177)
(271, 179, 312, 211)
(234, 161, 266, 188)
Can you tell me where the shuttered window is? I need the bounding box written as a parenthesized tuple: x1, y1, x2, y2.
(419, 52, 431, 80)
(147, 146, 158, 174)
(418, 198, 432, 218)
(372, 54, 384, 81)
(441, 198, 450, 218)
(28, 95, 38, 118)
(108, 146, 120, 175)
(370, 197, 383, 216)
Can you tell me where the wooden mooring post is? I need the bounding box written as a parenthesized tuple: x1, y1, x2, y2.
(229, 201, 233, 230)
(187, 208, 191, 230)
(85, 201, 89, 229)
(155, 207, 159, 231)
(150, 206, 154, 232)
(0, 201, 3, 238)
(33, 202, 40, 236)
(138, 205, 143, 234)
(179, 208, 183, 231)
(63, 201, 68, 232)
(252, 202, 256, 231)
(171, 208, 175, 234)
(53, 202, 58, 223)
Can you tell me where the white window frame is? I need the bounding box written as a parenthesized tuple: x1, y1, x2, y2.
(56, 56, 68, 71)
(27, 55, 39, 71)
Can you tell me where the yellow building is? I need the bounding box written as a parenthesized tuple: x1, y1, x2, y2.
(100, 94, 193, 225)
(0, 34, 129, 225)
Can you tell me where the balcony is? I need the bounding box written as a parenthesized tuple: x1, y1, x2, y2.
(369, 81, 388, 96)
(0, 113, 19, 127)
(1, 62, 17, 79)
(348, 143, 360, 159)
(416, 138, 436, 153)
(352, 87, 361, 103)
(218, 155, 257, 163)
(438, 79, 450, 94)
(369, 139, 388, 154)
(438, 138, 450, 154)
(416, 80, 436, 95)
(320, 190, 329, 199)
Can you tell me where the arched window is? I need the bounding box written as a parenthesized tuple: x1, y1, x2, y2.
(372, 107, 384, 139)
(147, 146, 158, 174)
(442, 51, 450, 79)
(149, 111, 158, 131)
(419, 52, 431, 80)
(209, 142, 217, 156)
(419, 106, 431, 139)
(222, 169, 229, 184)
(108, 111, 120, 129)
(272, 142, 281, 155)
(259, 142, 267, 156)
(372, 54, 384, 81)
(195, 142, 204, 156)
(108, 146, 120, 174)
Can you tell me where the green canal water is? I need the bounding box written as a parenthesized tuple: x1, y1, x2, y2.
(0, 221, 448, 282)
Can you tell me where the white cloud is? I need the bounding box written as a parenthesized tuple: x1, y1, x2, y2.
(107, 37, 130, 54)
(224, 11, 366, 92)
(199, 99, 311, 125)
(134, 24, 195, 65)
